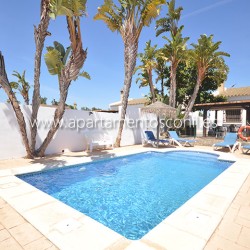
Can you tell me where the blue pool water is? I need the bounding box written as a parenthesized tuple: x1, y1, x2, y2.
(17, 151, 233, 240)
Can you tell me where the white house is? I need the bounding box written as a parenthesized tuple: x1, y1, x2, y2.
(194, 84, 250, 136)
(109, 90, 148, 111)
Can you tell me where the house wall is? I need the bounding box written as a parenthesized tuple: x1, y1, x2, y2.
(208, 110, 224, 126)
(206, 109, 247, 131)
(110, 103, 144, 111)
(0, 103, 143, 160)
(202, 92, 250, 132)
(109, 105, 119, 111)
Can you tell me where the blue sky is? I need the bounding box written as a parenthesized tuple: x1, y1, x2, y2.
(0, 0, 249, 109)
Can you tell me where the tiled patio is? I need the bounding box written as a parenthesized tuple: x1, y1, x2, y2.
(204, 173, 250, 250)
(0, 198, 57, 250)
(0, 145, 249, 250)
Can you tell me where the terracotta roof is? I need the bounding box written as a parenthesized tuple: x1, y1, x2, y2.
(194, 100, 250, 110)
(110, 97, 148, 107)
(93, 109, 118, 113)
(220, 87, 250, 97)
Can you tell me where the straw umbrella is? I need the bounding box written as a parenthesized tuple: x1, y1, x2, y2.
(141, 101, 177, 147)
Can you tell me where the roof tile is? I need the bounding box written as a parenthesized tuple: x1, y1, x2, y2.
(110, 98, 148, 107)
(221, 87, 250, 97)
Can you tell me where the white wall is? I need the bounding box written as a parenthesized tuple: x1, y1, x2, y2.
(0, 104, 28, 159)
(109, 103, 144, 112)
(0, 103, 143, 160)
(242, 110, 247, 125)
(119, 105, 143, 146)
(208, 109, 247, 126)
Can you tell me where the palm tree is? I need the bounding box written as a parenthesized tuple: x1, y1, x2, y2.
(10, 70, 31, 105)
(31, 0, 51, 154)
(36, 1, 88, 157)
(156, 0, 188, 108)
(162, 27, 189, 107)
(184, 35, 230, 119)
(31, 0, 88, 154)
(0, 53, 33, 158)
(0, 0, 88, 158)
(136, 40, 163, 102)
(1, 0, 51, 158)
(155, 57, 169, 98)
(155, 0, 183, 37)
(95, 0, 165, 147)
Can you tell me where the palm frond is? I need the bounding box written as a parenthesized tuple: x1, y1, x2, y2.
(94, 0, 122, 33)
(44, 48, 63, 75)
(63, 46, 72, 65)
(54, 41, 66, 58)
(78, 71, 91, 80)
(156, 0, 183, 36)
(49, 0, 86, 19)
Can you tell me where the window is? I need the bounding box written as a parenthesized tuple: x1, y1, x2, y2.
(225, 109, 242, 123)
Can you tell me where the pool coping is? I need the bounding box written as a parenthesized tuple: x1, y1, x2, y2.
(0, 147, 249, 250)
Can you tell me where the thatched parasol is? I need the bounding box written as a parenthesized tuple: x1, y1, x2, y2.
(141, 101, 177, 147)
(141, 101, 177, 117)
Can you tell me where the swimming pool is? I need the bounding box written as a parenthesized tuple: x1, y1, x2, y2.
(17, 151, 233, 240)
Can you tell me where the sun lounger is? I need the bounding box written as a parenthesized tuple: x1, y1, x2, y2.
(241, 144, 250, 154)
(143, 131, 170, 147)
(213, 132, 239, 153)
(168, 131, 196, 147)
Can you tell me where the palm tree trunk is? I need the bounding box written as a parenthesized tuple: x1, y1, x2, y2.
(0, 53, 33, 158)
(169, 63, 177, 108)
(31, 0, 51, 154)
(169, 75, 173, 107)
(148, 69, 156, 102)
(148, 70, 160, 146)
(35, 50, 87, 156)
(36, 16, 87, 157)
(184, 70, 205, 119)
(36, 80, 68, 157)
(161, 77, 164, 97)
(115, 39, 139, 147)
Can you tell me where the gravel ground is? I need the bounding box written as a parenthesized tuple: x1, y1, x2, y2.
(195, 137, 225, 146)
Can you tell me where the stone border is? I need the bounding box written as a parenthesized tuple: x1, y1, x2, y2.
(0, 148, 249, 250)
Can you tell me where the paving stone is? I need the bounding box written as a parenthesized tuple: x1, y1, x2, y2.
(232, 194, 250, 207)
(9, 222, 43, 246)
(231, 202, 241, 210)
(0, 206, 25, 229)
(221, 207, 239, 223)
(204, 174, 250, 249)
(235, 216, 250, 228)
(23, 237, 53, 250)
(0, 237, 23, 250)
(45, 245, 59, 250)
(204, 235, 249, 250)
(0, 202, 57, 249)
(0, 198, 7, 209)
(237, 227, 250, 248)
(217, 221, 242, 241)
(238, 181, 250, 193)
(0, 229, 11, 242)
(106, 238, 131, 250)
(238, 206, 250, 221)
